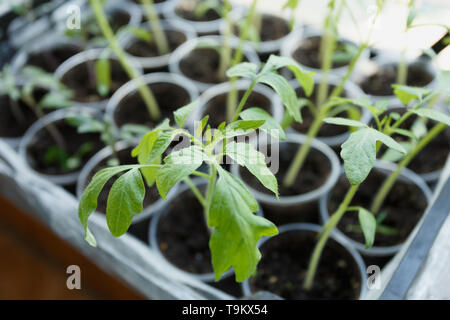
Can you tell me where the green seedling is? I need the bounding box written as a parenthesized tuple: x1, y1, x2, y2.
(44, 142, 94, 172)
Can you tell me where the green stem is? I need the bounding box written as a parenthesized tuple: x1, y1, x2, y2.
(231, 80, 257, 122)
(370, 122, 446, 213)
(218, 0, 233, 79)
(141, 0, 170, 56)
(303, 184, 359, 290)
(89, 0, 161, 121)
(396, 53, 408, 85)
(184, 177, 206, 207)
(205, 165, 217, 218)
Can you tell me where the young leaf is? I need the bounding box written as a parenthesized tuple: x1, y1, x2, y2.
(126, 26, 152, 43)
(392, 85, 431, 105)
(106, 168, 145, 237)
(223, 120, 265, 138)
(40, 91, 72, 109)
(225, 142, 278, 198)
(323, 117, 367, 128)
(341, 128, 406, 185)
(410, 108, 450, 126)
(358, 208, 376, 248)
(209, 168, 278, 282)
(240, 107, 286, 140)
(226, 62, 258, 79)
(95, 57, 111, 97)
(156, 146, 205, 199)
(173, 101, 199, 128)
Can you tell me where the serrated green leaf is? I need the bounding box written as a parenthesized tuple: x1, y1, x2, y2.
(209, 168, 278, 282)
(226, 62, 258, 79)
(358, 208, 376, 248)
(224, 120, 265, 138)
(106, 168, 145, 237)
(156, 146, 205, 199)
(323, 117, 367, 128)
(240, 107, 285, 140)
(226, 142, 278, 198)
(40, 91, 72, 109)
(341, 128, 406, 185)
(173, 101, 199, 128)
(410, 108, 450, 126)
(436, 71, 450, 97)
(392, 85, 431, 105)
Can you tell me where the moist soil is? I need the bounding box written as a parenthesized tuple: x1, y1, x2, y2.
(360, 63, 434, 96)
(175, 1, 221, 22)
(156, 185, 242, 297)
(179, 48, 248, 84)
(26, 119, 104, 176)
(0, 88, 49, 138)
(85, 11, 130, 40)
(233, 14, 290, 43)
(26, 45, 82, 73)
(328, 170, 427, 247)
(61, 58, 129, 103)
(113, 82, 191, 128)
(126, 30, 187, 58)
(85, 147, 160, 214)
(240, 142, 331, 197)
(202, 90, 272, 128)
(250, 229, 362, 299)
(291, 84, 352, 138)
(293, 36, 355, 69)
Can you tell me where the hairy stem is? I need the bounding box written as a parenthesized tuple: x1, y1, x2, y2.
(231, 80, 256, 122)
(141, 0, 170, 56)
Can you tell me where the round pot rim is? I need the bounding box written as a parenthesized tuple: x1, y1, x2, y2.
(148, 179, 235, 282)
(105, 72, 199, 134)
(168, 35, 260, 92)
(55, 48, 143, 109)
(281, 28, 370, 77)
(319, 160, 433, 256)
(119, 19, 197, 69)
(192, 79, 283, 131)
(18, 106, 102, 186)
(288, 73, 371, 147)
(241, 222, 368, 299)
(76, 140, 178, 224)
(231, 133, 341, 206)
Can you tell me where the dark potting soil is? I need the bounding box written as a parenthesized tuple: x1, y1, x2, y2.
(85, 147, 160, 214)
(293, 36, 355, 69)
(84, 11, 131, 40)
(0, 94, 40, 138)
(328, 170, 427, 247)
(61, 58, 130, 103)
(360, 63, 434, 96)
(250, 229, 362, 299)
(26, 45, 82, 73)
(233, 14, 290, 43)
(291, 84, 352, 138)
(175, 0, 221, 22)
(114, 82, 191, 128)
(26, 119, 104, 176)
(179, 48, 248, 84)
(126, 30, 187, 58)
(156, 185, 243, 296)
(240, 142, 331, 197)
(203, 90, 272, 128)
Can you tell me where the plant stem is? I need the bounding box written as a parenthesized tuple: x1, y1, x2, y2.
(184, 177, 206, 207)
(205, 165, 217, 219)
(316, 27, 335, 108)
(141, 0, 170, 56)
(370, 122, 446, 214)
(218, 0, 233, 79)
(89, 0, 161, 121)
(396, 53, 408, 85)
(303, 184, 359, 290)
(231, 80, 257, 122)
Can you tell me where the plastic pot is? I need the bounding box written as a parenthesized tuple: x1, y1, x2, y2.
(354, 51, 439, 107)
(281, 28, 369, 79)
(319, 161, 433, 257)
(18, 106, 104, 186)
(119, 19, 197, 71)
(169, 35, 260, 92)
(163, 0, 238, 36)
(231, 133, 341, 226)
(129, 0, 176, 14)
(241, 223, 368, 300)
(105, 72, 199, 133)
(288, 74, 371, 148)
(191, 80, 283, 131)
(220, 12, 303, 60)
(76, 140, 178, 225)
(55, 48, 143, 110)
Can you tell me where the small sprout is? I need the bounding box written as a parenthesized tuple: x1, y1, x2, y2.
(44, 142, 94, 172)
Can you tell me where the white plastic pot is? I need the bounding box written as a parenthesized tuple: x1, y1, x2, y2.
(241, 223, 368, 300)
(169, 35, 260, 92)
(319, 161, 432, 256)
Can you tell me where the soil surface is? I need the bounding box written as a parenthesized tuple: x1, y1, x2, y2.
(84, 11, 130, 40)
(233, 14, 290, 43)
(293, 36, 356, 69)
(250, 229, 362, 299)
(175, 0, 221, 22)
(26, 119, 104, 176)
(240, 142, 331, 197)
(113, 82, 191, 128)
(327, 170, 428, 247)
(202, 90, 272, 127)
(26, 45, 82, 73)
(61, 58, 130, 103)
(126, 30, 187, 58)
(84, 147, 160, 214)
(360, 63, 434, 96)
